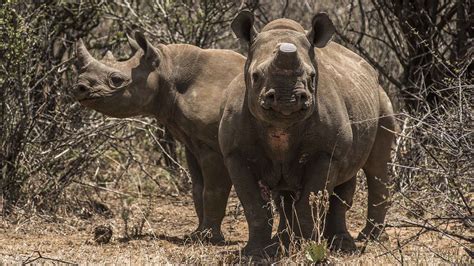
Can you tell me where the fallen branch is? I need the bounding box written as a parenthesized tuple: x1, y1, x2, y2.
(23, 251, 77, 265)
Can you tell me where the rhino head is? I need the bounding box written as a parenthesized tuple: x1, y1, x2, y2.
(73, 33, 168, 118)
(231, 11, 335, 127)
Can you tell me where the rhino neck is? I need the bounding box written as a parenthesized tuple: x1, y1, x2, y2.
(143, 77, 177, 123)
(166, 44, 207, 92)
(143, 44, 223, 147)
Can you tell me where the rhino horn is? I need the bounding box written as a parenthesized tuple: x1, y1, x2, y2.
(272, 43, 300, 70)
(101, 50, 116, 62)
(76, 38, 95, 68)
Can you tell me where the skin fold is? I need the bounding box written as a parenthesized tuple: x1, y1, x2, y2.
(73, 32, 245, 244)
(219, 11, 396, 257)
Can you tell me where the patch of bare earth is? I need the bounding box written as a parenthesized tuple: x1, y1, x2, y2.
(1, 185, 472, 264)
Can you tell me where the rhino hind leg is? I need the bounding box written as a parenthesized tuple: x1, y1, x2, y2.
(185, 148, 231, 244)
(198, 150, 232, 244)
(324, 176, 357, 253)
(358, 104, 396, 241)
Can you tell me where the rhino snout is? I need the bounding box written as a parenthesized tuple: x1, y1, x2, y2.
(260, 88, 311, 115)
(261, 88, 276, 109)
(72, 83, 92, 100)
(293, 89, 310, 109)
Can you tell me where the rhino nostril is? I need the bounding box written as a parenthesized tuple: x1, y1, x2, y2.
(76, 84, 88, 93)
(293, 90, 306, 101)
(290, 90, 310, 110)
(73, 84, 92, 101)
(300, 93, 308, 102)
(268, 93, 275, 102)
(261, 89, 276, 109)
(264, 89, 276, 103)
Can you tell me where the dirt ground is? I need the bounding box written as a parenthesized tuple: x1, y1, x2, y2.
(0, 184, 472, 264)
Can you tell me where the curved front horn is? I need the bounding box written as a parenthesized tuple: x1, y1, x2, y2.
(76, 38, 95, 68)
(272, 43, 301, 70)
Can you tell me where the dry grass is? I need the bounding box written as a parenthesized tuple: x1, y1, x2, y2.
(1, 1, 472, 264)
(1, 178, 471, 264)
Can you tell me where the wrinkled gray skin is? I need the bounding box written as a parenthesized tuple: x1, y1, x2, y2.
(73, 32, 246, 243)
(219, 11, 396, 257)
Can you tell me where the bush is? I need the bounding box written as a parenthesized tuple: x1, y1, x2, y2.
(1, 0, 471, 255)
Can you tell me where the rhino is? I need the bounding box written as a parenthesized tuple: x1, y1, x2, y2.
(219, 11, 396, 256)
(72, 32, 246, 243)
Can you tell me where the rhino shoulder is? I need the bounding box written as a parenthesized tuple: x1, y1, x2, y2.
(316, 42, 378, 82)
(315, 42, 384, 136)
(220, 74, 246, 128)
(219, 74, 248, 156)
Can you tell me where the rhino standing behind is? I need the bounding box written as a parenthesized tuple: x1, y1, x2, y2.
(219, 11, 396, 256)
(73, 32, 245, 243)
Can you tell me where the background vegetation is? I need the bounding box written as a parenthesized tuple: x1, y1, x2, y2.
(0, 0, 472, 263)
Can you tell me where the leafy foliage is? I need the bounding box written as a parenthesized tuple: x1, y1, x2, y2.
(305, 240, 328, 263)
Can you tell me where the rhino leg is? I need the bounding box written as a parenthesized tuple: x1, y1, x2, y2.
(291, 155, 339, 240)
(198, 150, 232, 244)
(325, 176, 357, 253)
(225, 154, 275, 258)
(358, 106, 395, 241)
(185, 148, 204, 231)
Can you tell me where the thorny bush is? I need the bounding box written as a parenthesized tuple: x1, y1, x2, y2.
(0, 0, 472, 260)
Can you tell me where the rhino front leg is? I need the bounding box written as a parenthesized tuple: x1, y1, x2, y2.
(225, 154, 275, 258)
(185, 148, 204, 231)
(199, 150, 232, 244)
(325, 176, 357, 252)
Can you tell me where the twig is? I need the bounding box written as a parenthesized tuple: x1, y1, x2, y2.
(23, 251, 77, 265)
(392, 220, 473, 243)
(72, 180, 134, 197)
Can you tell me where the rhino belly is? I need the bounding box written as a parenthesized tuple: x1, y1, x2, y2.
(336, 122, 379, 186)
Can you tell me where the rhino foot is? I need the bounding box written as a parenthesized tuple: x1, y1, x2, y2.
(328, 233, 357, 253)
(241, 241, 280, 259)
(356, 225, 389, 242)
(186, 229, 225, 245)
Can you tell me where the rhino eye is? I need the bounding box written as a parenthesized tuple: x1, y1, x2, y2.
(108, 73, 129, 88)
(309, 72, 316, 86)
(252, 72, 260, 84)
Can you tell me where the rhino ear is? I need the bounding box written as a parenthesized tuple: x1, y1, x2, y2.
(134, 31, 161, 68)
(126, 33, 140, 54)
(307, 13, 335, 48)
(231, 10, 257, 43)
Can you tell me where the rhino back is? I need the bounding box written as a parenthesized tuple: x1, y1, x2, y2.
(168, 45, 246, 149)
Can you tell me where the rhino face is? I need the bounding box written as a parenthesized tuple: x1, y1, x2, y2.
(231, 11, 335, 127)
(73, 33, 164, 118)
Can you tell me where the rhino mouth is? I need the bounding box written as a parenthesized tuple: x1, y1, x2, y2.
(256, 106, 310, 124)
(78, 93, 123, 107)
(259, 87, 311, 116)
(73, 84, 125, 103)
(78, 96, 103, 103)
